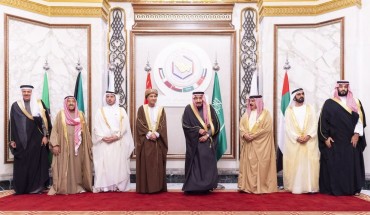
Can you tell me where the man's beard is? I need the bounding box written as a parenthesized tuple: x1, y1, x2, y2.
(68, 105, 75, 111)
(338, 90, 348, 96)
(295, 97, 304, 104)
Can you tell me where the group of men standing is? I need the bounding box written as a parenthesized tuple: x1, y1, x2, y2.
(8, 80, 367, 197)
(9, 86, 167, 195)
(237, 80, 366, 196)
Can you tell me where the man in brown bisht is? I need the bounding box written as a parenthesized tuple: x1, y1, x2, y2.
(238, 95, 277, 194)
(48, 96, 93, 195)
(136, 89, 168, 193)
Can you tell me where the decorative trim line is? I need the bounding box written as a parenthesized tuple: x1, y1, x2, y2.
(111, 0, 257, 2)
(259, 0, 361, 18)
(0, 0, 109, 21)
(135, 13, 232, 21)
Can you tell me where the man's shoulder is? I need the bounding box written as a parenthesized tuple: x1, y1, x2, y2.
(56, 110, 64, 115)
(184, 104, 192, 109)
(11, 101, 18, 107)
(182, 104, 192, 114)
(262, 109, 270, 114)
(323, 98, 335, 105)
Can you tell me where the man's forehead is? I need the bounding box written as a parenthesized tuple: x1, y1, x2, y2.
(67, 98, 76, 102)
(338, 83, 349, 87)
(21, 89, 32, 92)
(295, 90, 304, 94)
(194, 95, 203, 98)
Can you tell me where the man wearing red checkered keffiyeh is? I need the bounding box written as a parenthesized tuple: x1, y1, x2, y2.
(48, 96, 93, 195)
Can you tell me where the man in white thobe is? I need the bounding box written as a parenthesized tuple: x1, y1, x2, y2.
(283, 88, 320, 194)
(92, 91, 134, 192)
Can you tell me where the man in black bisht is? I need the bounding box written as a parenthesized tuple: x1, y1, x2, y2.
(9, 85, 52, 194)
(182, 91, 220, 194)
(318, 80, 366, 196)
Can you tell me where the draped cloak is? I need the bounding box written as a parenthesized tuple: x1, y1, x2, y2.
(318, 98, 366, 195)
(48, 110, 93, 195)
(182, 104, 220, 192)
(93, 106, 134, 192)
(9, 100, 51, 194)
(238, 109, 278, 194)
(135, 105, 168, 193)
(283, 104, 320, 194)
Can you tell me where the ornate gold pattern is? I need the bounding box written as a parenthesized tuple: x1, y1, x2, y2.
(0, 0, 109, 21)
(135, 13, 232, 21)
(1, 0, 361, 20)
(260, 0, 361, 17)
(111, 0, 257, 2)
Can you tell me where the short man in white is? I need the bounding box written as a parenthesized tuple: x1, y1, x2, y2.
(92, 91, 134, 192)
(283, 88, 320, 194)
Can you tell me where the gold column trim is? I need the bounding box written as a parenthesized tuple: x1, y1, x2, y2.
(0, 0, 110, 22)
(259, 0, 361, 18)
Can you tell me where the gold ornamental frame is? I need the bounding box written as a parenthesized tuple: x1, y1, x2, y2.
(130, 30, 237, 159)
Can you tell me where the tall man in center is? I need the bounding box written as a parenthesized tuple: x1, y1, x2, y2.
(136, 89, 168, 193)
(182, 91, 220, 193)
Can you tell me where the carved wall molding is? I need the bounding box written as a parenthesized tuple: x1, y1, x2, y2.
(259, 0, 361, 18)
(132, 3, 234, 30)
(239, 7, 258, 117)
(135, 13, 232, 21)
(0, 0, 109, 21)
(108, 8, 128, 109)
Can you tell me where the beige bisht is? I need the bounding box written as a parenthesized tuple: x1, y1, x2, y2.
(48, 111, 93, 195)
(283, 104, 320, 194)
(238, 109, 278, 194)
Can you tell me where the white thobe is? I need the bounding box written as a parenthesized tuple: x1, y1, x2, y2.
(283, 104, 320, 194)
(92, 105, 134, 192)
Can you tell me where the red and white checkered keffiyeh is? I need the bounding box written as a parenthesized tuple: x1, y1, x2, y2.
(63, 97, 82, 155)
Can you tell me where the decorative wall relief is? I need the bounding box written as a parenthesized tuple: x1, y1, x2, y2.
(108, 8, 128, 110)
(239, 8, 258, 117)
